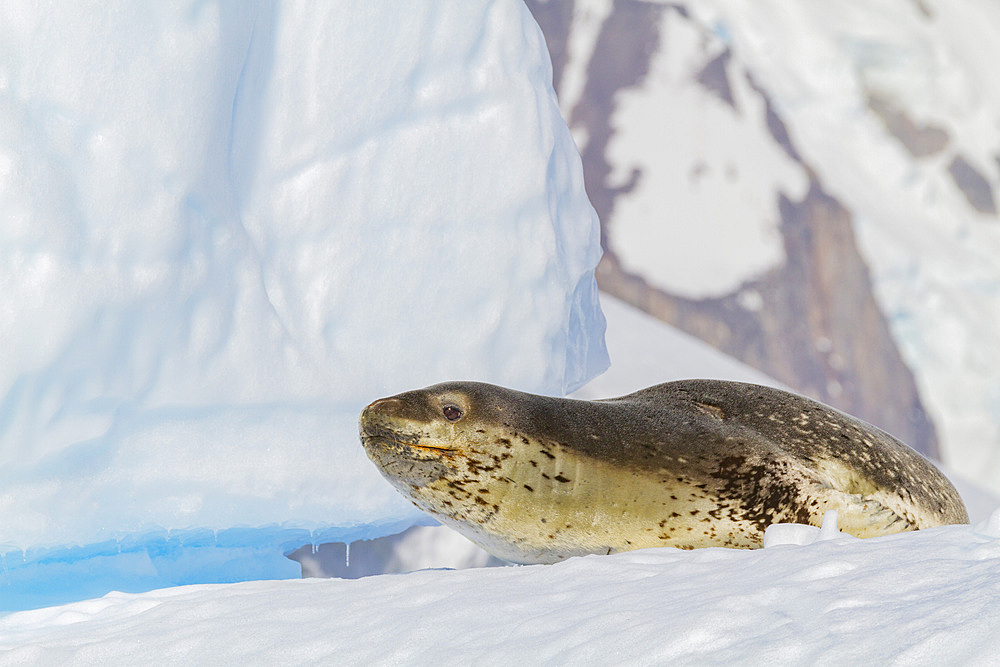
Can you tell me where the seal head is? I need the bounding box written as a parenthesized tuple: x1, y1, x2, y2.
(359, 380, 969, 564)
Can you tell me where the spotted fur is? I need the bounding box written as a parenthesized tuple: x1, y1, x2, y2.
(359, 380, 969, 564)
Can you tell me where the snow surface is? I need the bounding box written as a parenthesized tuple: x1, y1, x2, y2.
(605, 9, 807, 298)
(4, 511, 1000, 663)
(0, 1, 606, 611)
(571, 294, 780, 400)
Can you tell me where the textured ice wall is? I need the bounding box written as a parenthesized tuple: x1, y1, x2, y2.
(0, 1, 606, 610)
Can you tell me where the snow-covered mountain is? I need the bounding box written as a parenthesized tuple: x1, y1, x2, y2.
(526, 0, 1000, 492)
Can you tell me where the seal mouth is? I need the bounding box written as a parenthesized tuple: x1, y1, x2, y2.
(365, 435, 457, 454)
(360, 422, 458, 456)
(362, 435, 459, 459)
(409, 443, 459, 454)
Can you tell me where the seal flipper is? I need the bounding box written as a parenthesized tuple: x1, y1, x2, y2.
(806, 481, 918, 538)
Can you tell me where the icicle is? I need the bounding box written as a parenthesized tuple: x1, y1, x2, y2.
(345, 541, 351, 568)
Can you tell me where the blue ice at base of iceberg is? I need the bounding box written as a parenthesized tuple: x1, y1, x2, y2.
(0, 520, 431, 613)
(3, 535, 295, 614)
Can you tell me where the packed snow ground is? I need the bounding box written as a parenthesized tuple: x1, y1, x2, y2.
(4, 512, 1000, 663)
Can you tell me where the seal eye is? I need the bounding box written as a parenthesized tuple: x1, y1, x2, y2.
(442, 405, 463, 421)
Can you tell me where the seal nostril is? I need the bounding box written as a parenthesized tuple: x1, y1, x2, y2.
(365, 397, 405, 416)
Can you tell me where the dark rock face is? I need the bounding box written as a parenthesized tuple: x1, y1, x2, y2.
(867, 92, 950, 159)
(697, 48, 736, 110)
(745, 74, 804, 164)
(864, 91, 997, 217)
(288, 526, 505, 578)
(525, 1, 940, 458)
(948, 155, 998, 215)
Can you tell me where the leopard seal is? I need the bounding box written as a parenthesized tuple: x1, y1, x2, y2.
(359, 379, 968, 564)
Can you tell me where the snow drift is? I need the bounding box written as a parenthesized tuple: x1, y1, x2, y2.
(4, 512, 1000, 663)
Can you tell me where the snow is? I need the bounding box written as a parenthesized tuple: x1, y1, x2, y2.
(571, 293, 781, 400)
(605, 9, 807, 297)
(0, 1, 606, 611)
(761, 509, 846, 547)
(4, 511, 1000, 663)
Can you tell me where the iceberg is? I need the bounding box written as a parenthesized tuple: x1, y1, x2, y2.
(0, 0, 607, 611)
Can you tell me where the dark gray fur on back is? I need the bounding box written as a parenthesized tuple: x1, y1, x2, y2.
(429, 379, 968, 528)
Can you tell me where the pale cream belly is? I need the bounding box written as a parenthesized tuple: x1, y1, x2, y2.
(411, 439, 919, 564)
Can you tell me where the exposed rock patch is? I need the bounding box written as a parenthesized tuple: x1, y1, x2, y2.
(696, 48, 736, 110)
(948, 154, 997, 215)
(867, 92, 950, 158)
